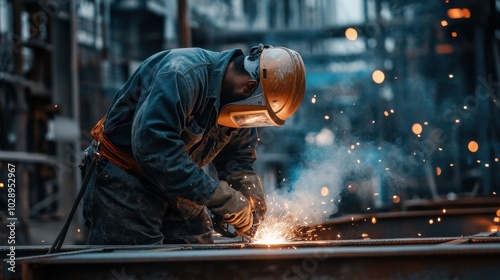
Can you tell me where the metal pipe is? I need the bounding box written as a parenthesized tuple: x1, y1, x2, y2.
(178, 0, 191, 48)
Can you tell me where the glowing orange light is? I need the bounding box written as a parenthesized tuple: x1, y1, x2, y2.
(496, 209, 500, 217)
(435, 44, 454, 54)
(451, 32, 458, 37)
(392, 195, 400, 203)
(441, 20, 448, 26)
(412, 123, 423, 135)
(447, 8, 471, 19)
(321, 186, 329, 197)
(0, 182, 4, 188)
(372, 70, 385, 84)
(429, 219, 434, 224)
(345, 28, 358, 41)
(371, 217, 377, 224)
(77, 228, 81, 233)
(384, 111, 389, 117)
(443, 208, 447, 213)
(468, 141, 479, 153)
(494, 217, 500, 223)
(436, 167, 442, 176)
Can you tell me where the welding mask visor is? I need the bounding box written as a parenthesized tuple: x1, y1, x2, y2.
(218, 83, 285, 128)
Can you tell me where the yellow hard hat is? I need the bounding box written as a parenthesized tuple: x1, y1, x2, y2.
(218, 44, 306, 128)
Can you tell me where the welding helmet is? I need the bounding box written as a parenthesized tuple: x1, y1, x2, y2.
(218, 44, 306, 128)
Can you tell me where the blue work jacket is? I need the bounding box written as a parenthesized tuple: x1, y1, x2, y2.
(102, 48, 258, 205)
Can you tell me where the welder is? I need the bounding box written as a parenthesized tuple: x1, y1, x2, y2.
(80, 44, 306, 245)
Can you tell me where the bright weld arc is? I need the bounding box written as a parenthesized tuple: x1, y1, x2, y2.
(251, 215, 300, 244)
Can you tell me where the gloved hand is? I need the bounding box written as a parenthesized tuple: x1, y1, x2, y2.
(225, 171, 267, 221)
(206, 181, 253, 236)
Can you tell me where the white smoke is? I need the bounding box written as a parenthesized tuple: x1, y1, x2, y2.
(264, 137, 412, 227)
(265, 142, 355, 226)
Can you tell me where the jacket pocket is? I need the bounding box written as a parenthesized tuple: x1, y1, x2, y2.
(180, 116, 205, 151)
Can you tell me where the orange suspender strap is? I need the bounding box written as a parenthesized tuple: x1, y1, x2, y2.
(90, 116, 145, 179)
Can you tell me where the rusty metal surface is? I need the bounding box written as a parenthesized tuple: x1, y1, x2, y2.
(0, 235, 498, 280)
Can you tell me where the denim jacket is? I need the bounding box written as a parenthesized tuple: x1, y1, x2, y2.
(101, 48, 258, 205)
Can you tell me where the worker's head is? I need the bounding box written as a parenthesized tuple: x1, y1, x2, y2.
(220, 54, 259, 108)
(219, 44, 306, 128)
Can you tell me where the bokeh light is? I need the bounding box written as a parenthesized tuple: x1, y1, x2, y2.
(412, 123, 423, 135)
(345, 28, 358, 41)
(468, 141, 479, 153)
(372, 70, 385, 84)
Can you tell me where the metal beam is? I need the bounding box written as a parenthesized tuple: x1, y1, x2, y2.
(5, 239, 500, 280)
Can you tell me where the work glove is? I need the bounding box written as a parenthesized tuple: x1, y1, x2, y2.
(226, 171, 267, 221)
(206, 181, 253, 236)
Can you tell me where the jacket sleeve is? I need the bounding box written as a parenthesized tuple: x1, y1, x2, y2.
(212, 127, 259, 180)
(131, 71, 218, 205)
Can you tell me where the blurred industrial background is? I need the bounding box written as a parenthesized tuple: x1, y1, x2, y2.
(1, 0, 500, 248)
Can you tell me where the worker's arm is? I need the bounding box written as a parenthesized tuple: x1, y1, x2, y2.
(213, 128, 267, 220)
(212, 127, 258, 177)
